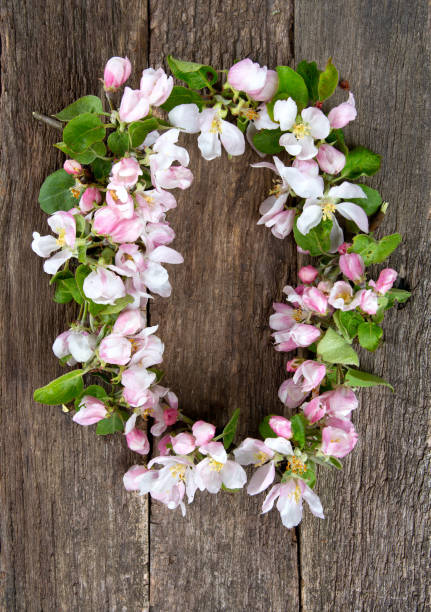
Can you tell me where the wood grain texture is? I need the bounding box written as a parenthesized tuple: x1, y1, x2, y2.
(147, 2, 300, 611)
(0, 2, 149, 610)
(295, 2, 431, 611)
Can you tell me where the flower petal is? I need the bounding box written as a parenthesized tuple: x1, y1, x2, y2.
(221, 461, 247, 490)
(273, 98, 297, 131)
(336, 202, 369, 232)
(220, 120, 246, 156)
(328, 182, 366, 200)
(329, 214, 344, 252)
(197, 131, 221, 161)
(264, 437, 294, 456)
(301, 107, 330, 139)
(168, 104, 201, 133)
(282, 167, 324, 199)
(247, 461, 275, 495)
(296, 205, 323, 235)
(279, 132, 302, 156)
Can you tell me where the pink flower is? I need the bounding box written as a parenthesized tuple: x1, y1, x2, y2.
(163, 407, 178, 426)
(136, 189, 177, 223)
(293, 360, 326, 392)
(126, 428, 150, 455)
(253, 70, 278, 102)
(121, 366, 156, 407)
(328, 92, 357, 129)
(272, 323, 321, 352)
(192, 421, 216, 446)
(63, 159, 82, 175)
(369, 268, 397, 295)
(197, 108, 245, 161)
(262, 479, 324, 528)
(93, 207, 144, 243)
(109, 243, 145, 277)
(302, 287, 328, 315)
(328, 280, 359, 311)
(83, 267, 126, 305)
(321, 417, 358, 458)
(303, 396, 326, 423)
(357, 288, 378, 315)
(171, 432, 196, 455)
(104, 56, 132, 91)
(149, 389, 179, 435)
(99, 334, 131, 365)
(316, 144, 346, 175)
(320, 386, 358, 418)
(109, 157, 142, 190)
(142, 221, 176, 252)
(257, 202, 295, 239)
(142, 455, 197, 514)
(227, 59, 278, 101)
(278, 378, 308, 409)
(269, 416, 292, 439)
(286, 358, 303, 372)
(79, 187, 102, 213)
(339, 253, 365, 282)
(73, 396, 108, 426)
(113, 309, 145, 336)
(119, 87, 150, 122)
(269, 302, 304, 332)
(195, 442, 247, 494)
(140, 67, 173, 106)
(158, 434, 172, 456)
(123, 465, 148, 491)
(298, 265, 319, 284)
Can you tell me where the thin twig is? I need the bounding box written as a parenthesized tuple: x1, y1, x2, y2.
(32, 112, 63, 131)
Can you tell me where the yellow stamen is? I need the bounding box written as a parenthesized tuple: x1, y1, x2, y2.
(292, 122, 311, 139)
(321, 201, 337, 221)
(142, 407, 153, 420)
(287, 456, 307, 475)
(254, 451, 270, 467)
(129, 338, 141, 354)
(144, 195, 155, 205)
(109, 189, 119, 202)
(293, 308, 303, 323)
(170, 463, 187, 480)
(210, 114, 222, 134)
(209, 459, 224, 472)
(269, 179, 283, 197)
(71, 187, 81, 199)
(56, 228, 66, 247)
(242, 108, 259, 121)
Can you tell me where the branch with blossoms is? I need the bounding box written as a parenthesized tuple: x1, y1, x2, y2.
(32, 55, 410, 528)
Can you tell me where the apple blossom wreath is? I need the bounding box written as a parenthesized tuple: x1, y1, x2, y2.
(32, 55, 411, 529)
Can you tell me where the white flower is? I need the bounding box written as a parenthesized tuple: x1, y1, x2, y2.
(197, 108, 245, 160)
(31, 211, 76, 274)
(195, 441, 247, 493)
(274, 98, 330, 160)
(262, 479, 324, 528)
(296, 182, 368, 251)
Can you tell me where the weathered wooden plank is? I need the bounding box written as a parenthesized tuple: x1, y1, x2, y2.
(0, 2, 150, 610)
(294, 1, 431, 610)
(147, 2, 301, 611)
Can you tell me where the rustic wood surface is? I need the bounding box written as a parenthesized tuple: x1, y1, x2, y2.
(1, 1, 429, 611)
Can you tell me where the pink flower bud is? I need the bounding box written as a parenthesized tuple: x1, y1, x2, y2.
(337, 242, 352, 255)
(192, 420, 216, 446)
(339, 253, 365, 282)
(293, 360, 326, 392)
(109, 157, 142, 188)
(163, 407, 178, 426)
(123, 465, 148, 491)
(119, 87, 150, 123)
(140, 68, 173, 106)
(328, 92, 357, 129)
(253, 70, 278, 102)
(99, 334, 131, 366)
(316, 144, 346, 175)
(126, 428, 150, 455)
(302, 287, 328, 315)
(104, 56, 132, 91)
(269, 415, 292, 439)
(298, 265, 319, 284)
(321, 386, 358, 418)
(227, 58, 268, 97)
(171, 432, 196, 455)
(158, 434, 172, 456)
(303, 396, 326, 423)
(317, 280, 333, 295)
(113, 309, 145, 336)
(64, 160, 82, 176)
(79, 187, 102, 213)
(357, 288, 378, 315)
(73, 396, 108, 426)
(369, 268, 397, 295)
(278, 379, 307, 409)
(83, 268, 126, 305)
(321, 417, 358, 458)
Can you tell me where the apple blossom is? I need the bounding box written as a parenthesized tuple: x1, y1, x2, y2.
(126, 428, 150, 455)
(195, 441, 247, 494)
(298, 265, 319, 284)
(192, 421, 216, 446)
(197, 108, 245, 160)
(123, 465, 149, 491)
(171, 432, 196, 455)
(140, 67, 173, 106)
(321, 417, 358, 458)
(357, 288, 378, 315)
(272, 323, 321, 352)
(262, 479, 324, 528)
(269, 416, 292, 439)
(316, 144, 346, 175)
(328, 92, 357, 129)
(369, 268, 397, 295)
(63, 159, 82, 175)
(104, 56, 132, 91)
(73, 396, 108, 426)
(119, 87, 150, 122)
(292, 360, 326, 392)
(83, 267, 126, 305)
(328, 280, 359, 311)
(79, 187, 102, 213)
(339, 252, 365, 282)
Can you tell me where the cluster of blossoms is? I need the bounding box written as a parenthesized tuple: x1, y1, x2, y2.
(33, 55, 409, 529)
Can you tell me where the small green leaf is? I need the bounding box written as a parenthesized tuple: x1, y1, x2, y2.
(326, 128, 348, 155)
(345, 368, 393, 391)
(75, 264, 91, 298)
(100, 295, 134, 315)
(128, 118, 160, 148)
(38, 169, 76, 214)
(384, 288, 411, 307)
(350, 185, 382, 216)
(328, 457, 343, 469)
(55, 95, 103, 121)
(161, 86, 205, 112)
(91, 158, 112, 180)
(221, 408, 240, 450)
(293, 217, 332, 256)
(357, 322, 383, 351)
(274, 66, 309, 108)
(34, 370, 84, 405)
(99, 247, 115, 264)
(107, 131, 129, 156)
(291, 413, 307, 449)
(258, 415, 278, 440)
(296, 60, 320, 103)
(63, 113, 106, 153)
(349, 233, 402, 265)
(167, 55, 218, 89)
(333, 310, 364, 342)
(340, 146, 381, 180)
(318, 58, 338, 101)
(96, 412, 125, 435)
(317, 328, 359, 366)
(252, 128, 284, 154)
(54, 277, 83, 304)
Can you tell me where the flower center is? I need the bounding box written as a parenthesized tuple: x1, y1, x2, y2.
(56, 228, 66, 247)
(71, 187, 81, 199)
(292, 122, 311, 139)
(142, 407, 153, 419)
(210, 114, 222, 134)
(170, 463, 187, 480)
(287, 456, 306, 475)
(144, 195, 155, 205)
(209, 459, 224, 471)
(242, 108, 259, 121)
(338, 291, 352, 303)
(254, 451, 270, 467)
(109, 189, 120, 202)
(289, 483, 302, 503)
(269, 179, 283, 197)
(293, 308, 303, 322)
(129, 338, 141, 354)
(321, 199, 337, 221)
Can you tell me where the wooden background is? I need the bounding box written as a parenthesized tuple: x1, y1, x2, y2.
(1, 1, 429, 610)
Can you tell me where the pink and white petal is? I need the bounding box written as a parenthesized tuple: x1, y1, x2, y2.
(270, 210, 295, 239)
(277, 490, 303, 528)
(273, 98, 297, 131)
(329, 214, 345, 252)
(301, 107, 330, 139)
(282, 167, 324, 198)
(253, 70, 278, 102)
(261, 484, 281, 514)
(246, 123, 266, 158)
(264, 437, 293, 456)
(301, 483, 324, 519)
(148, 245, 184, 264)
(197, 131, 221, 160)
(195, 458, 223, 493)
(168, 104, 201, 133)
(296, 135, 318, 160)
(220, 120, 246, 156)
(250, 159, 278, 172)
(257, 195, 285, 225)
(31, 233, 59, 257)
(43, 250, 72, 275)
(221, 461, 247, 490)
(336, 202, 369, 232)
(200, 441, 227, 463)
(279, 132, 302, 156)
(328, 182, 366, 200)
(247, 461, 275, 495)
(296, 205, 323, 235)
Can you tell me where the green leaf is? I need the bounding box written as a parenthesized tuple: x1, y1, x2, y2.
(34, 370, 84, 405)
(128, 118, 160, 148)
(291, 414, 306, 449)
(99, 247, 115, 264)
(274, 66, 309, 108)
(317, 328, 359, 366)
(147, 367, 164, 384)
(107, 131, 129, 156)
(372, 296, 388, 323)
(54, 277, 83, 304)
(329, 457, 343, 469)
(96, 412, 125, 435)
(167, 55, 218, 89)
(252, 128, 283, 154)
(384, 288, 411, 307)
(99, 295, 134, 315)
(318, 58, 338, 101)
(349, 185, 382, 216)
(345, 368, 393, 391)
(91, 158, 112, 180)
(300, 462, 317, 487)
(63, 113, 106, 153)
(296, 60, 320, 103)
(349, 233, 402, 265)
(258, 415, 278, 439)
(221, 408, 240, 450)
(82, 385, 109, 400)
(38, 169, 76, 214)
(340, 146, 381, 180)
(293, 217, 332, 256)
(357, 322, 383, 351)
(161, 85, 205, 112)
(333, 310, 364, 342)
(75, 264, 91, 297)
(55, 95, 103, 121)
